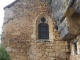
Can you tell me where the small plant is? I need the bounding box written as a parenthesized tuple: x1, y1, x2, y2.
(0, 45, 11, 60)
(47, 0, 52, 4)
(62, 0, 68, 9)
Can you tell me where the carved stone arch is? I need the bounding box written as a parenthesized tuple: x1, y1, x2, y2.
(32, 13, 54, 41)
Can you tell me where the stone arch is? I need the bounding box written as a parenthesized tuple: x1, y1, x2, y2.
(31, 13, 54, 41)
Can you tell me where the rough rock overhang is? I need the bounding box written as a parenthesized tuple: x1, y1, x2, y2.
(51, 0, 72, 24)
(4, 0, 19, 10)
(72, 0, 80, 13)
(51, 0, 80, 40)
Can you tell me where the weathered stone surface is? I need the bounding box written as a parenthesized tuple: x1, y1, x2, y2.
(72, 0, 80, 13)
(51, 0, 73, 23)
(51, 0, 80, 41)
(51, 0, 63, 23)
(2, 0, 80, 60)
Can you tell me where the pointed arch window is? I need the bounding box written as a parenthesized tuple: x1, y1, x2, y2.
(38, 17, 49, 39)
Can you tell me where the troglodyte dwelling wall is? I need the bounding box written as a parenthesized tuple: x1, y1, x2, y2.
(66, 12, 80, 60)
(2, 0, 70, 60)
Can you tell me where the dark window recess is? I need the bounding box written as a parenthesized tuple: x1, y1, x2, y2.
(40, 0, 52, 4)
(72, 40, 78, 55)
(74, 42, 77, 55)
(38, 17, 49, 39)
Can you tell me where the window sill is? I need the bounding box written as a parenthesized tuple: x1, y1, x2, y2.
(71, 54, 78, 56)
(73, 54, 78, 56)
(36, 39, 51, 43)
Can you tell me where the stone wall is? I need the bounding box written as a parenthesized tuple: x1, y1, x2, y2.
(51, 0, 80, 59)
(70, 35, 80, 60)
(2, 0, 70, 60)
(64, 11, 80, 60)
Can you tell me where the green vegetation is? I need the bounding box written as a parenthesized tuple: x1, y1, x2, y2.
(0, 45, 11, 60)
(62, 0, 68, 9)
(47, 0, 52, 4)
(0, 34, 1, 44)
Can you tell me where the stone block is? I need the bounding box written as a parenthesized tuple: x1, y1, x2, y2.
(36, 53, 42, 57)
(46, 44, 53, 46)
(49, 52, 56, 57)
(46, 49, 53, 52)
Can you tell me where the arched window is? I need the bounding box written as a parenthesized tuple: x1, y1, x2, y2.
(38, 17, 49, 39)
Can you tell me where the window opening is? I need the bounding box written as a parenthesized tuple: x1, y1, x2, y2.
(74, 42, 77, 55)
(38, 17, 49, 39)
(72, 39, 78, 55)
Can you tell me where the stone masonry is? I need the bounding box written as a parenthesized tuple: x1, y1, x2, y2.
(2, 0, 80, 60)
(2, 0, 70, 60)
(51, 0, 80, 60)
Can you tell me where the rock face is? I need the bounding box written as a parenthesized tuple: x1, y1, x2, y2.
(72, 0, 80, 13)
(51, 0, 70, 40)
(51, 0, 63, 23)
(51, 0, 80, 60)
(51, 0, 80, 40)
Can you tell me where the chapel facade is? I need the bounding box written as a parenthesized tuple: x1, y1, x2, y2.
(2, 0, 80, 60)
